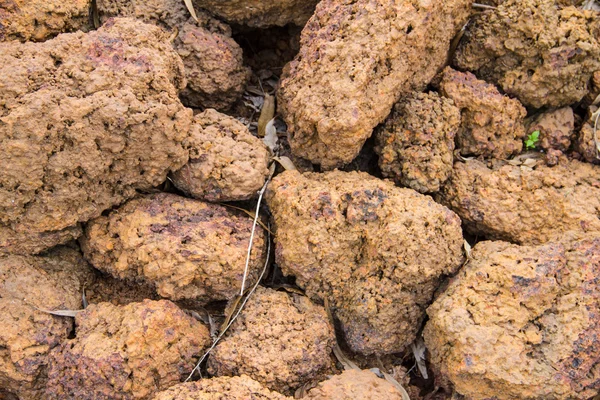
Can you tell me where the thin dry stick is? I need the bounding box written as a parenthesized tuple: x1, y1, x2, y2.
(472, 3, 496, 9)
(186, 223, 272, 381)
(240, 178, 270, 296)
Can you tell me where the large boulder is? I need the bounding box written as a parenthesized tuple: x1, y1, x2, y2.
(0, 18, 193, 255)
(266, 170, 464, 355)
(425, 235, 600, 400)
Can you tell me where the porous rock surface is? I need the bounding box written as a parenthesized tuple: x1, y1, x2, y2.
(266, 170, 465, 355)
(84, 272, 161, 306)
(153, 375, 291, 400)
(0, 0, 90, 42)
(454, 0, 600, 108)
(424, 236, 600, 400)
(527, 107, 575, 152)
(97, 0, 250, 110)
(278, 0, 472, 168)
(207, 287, 335, 394)
(441, 159, 600, 245)
(192, 0, 319, 27)
(0, 18, 192, 255)
(375, 91, 461, 193)
(439, 67, 527, 159)
(171, 109, 271, 201)
(575, 106, 600, 164)
(0, 247, 90, 400)
(46, 300, 210, 400)
(81, 193, 267, 302)
(304, 369, 405, 400)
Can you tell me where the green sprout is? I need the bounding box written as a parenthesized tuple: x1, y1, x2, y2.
(525, 130, 540, 150)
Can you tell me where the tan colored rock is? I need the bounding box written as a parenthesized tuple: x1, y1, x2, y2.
(0, 0, 90, 42)
(454, 0, 600, 108)
(192, 0, 319, 27)
(153, 375, 291, 399)
(84, 272, 161, 306)
(81, 193, 267, 302)
(0, 18, 192, 255)
(278, 0, 472, 168)
(575, 106, 600, 164)
(46, 300, 210, 399)
(442, 159, 600, 245)
(266, 170, 464, 355)
(305, 370, 405, 400)
(0, 247, 91, 399)
(97, 0, 250, 110)
(375, 91, 461, 193)
(424, 236, 600, 400)
(171, 109, 270, 201)
(527, 107, 574, 152)
(439, 67, 526, 159)
(208, 287, 335, 394)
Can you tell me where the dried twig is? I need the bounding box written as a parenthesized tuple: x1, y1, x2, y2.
(472, 3, 496, 10)
(185, 222, 272, 381)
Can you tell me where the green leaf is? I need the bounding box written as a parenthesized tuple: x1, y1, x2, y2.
(525, 130, 540, 150)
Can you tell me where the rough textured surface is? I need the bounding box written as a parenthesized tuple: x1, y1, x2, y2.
(527, 107, 575, 152)
(0, 247, 90, 400)
(575, 106, 600, 164)
(0, 0, 90, 42)
(153, 375, 291, 399)
(81, 193, 267, 302)
(439, 67, 526, 159)
(208, 287, 335, 394)
(305, 370, 404, 399)
(278, 0, 472, 168)
(266, 170, 464, 355)
(97, 0, 250, 110)
(0, 18, 192, 255)
(442, 159, 600, 245)
(192, 0, 319, 27)
(454, 0, 600, 108)
(46, 300, 210, 400)
(375, 91, 461, 193)
(424, 236, 600, 400)
(171, 109, 270, 201)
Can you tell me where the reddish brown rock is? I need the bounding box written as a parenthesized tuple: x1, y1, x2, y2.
(439, 67, 527, 159)
(0, 247, 91, 400)
(0, 18, 192, 255)
(266, 170, 464, 355)
(84, 272, 161, 306)
(454, 0, 600, 108)
(424, 236, 600, 400)
(97, 0, 250, 110)
(441, 159, 600, 244)
(171, 109, 271, 201)
(208, 287, 335, 394)
(80, 193, 267, 302)
(526, 107, 575, 152)
(0, 0, 90, 42)
(278, 0, 472, 168)
(46, 300, 210, 400)
(375, 91, 461, 193)
(153, 375, 291, 399)
(305, 370, 405, 400)
(192, 0, 319, 27)
(575, 106, 600, 164)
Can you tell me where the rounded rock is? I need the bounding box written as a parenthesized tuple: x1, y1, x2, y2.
(153, 375, 291, 399)
(207, 287, 335, 394)
(46, 300, 210, 399)
(171, 109, 270, 201)
(304, 369, 405, 400)
(80, 193, 267, 302)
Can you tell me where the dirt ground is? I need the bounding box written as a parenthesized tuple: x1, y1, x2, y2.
(1, 0, 600, 399)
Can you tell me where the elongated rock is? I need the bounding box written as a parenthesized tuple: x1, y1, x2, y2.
(278, 0, 472, 168)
